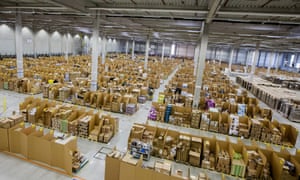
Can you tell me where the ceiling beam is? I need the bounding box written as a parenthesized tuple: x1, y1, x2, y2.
(206, 0, 224, 23)
(261, 0, 273, 8)
(217, 11, 300, 18)
(48, 0, 87, 13)
(88, 7, 208, 14)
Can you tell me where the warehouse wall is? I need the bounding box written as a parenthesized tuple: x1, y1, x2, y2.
(175, 44, 195, 58)
(0, 24, 81, 56)
(0, 24, 15, 55)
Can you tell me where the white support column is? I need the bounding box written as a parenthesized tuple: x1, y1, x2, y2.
(101, 36, 106, 65)
(144, 36, 150, 70)
(90, 13, 100, 91)
(193, 44, 200, 76)
(32, 29, 37, 58)
(48, 30, 51, 56)
(169, 43, 172, 59)
(193, 22, 209, 108)
(267, 51, 275, 76)
(131, 40, 135, 60)
(244, 50, 249, 73)
(228, 48, 234, 72)
(161, 42, 165, 62)
(65, 33, 69, 62)
(15, 10, 24, 78)
(244, 50, 248, 65)
(218, 49, 222, 65)
(125, 40, 129, 55)
(276, 52, 281, 72)
(214, 48, 217, 60)
(250, 42, 260, 81)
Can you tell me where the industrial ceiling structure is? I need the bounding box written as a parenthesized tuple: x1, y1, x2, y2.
(0, 0, 300, 52)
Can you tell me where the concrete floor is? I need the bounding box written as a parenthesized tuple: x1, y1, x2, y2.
(0, 68, 299, 180)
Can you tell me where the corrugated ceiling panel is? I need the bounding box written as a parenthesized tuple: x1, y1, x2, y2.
(225, 0, 268, 8)
(264, 0, 300, 8)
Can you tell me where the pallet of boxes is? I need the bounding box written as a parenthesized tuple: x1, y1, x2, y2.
(99, 114, 117, 143)
(78, 112, 95, 138)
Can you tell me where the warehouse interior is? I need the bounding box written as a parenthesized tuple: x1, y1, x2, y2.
(0, 0, 300, 180)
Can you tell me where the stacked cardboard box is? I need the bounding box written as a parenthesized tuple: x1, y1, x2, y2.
(176, 135, 190, 163)
(261, 121, 272, 143)
(191, 110, 201, 129)
(239, 116, 250, 138)
(99, 118, 114, 143)
(152, 131, 165, 157)
(69, 120, 79, 136)
(216, 150, 230, 174)
(142, 129, 155, 144)
(250, 119, 262, 140)
(189, 137, 202, 167)
(162, 131, 178, 160)
(78, 115, 92, 138)
(89, 126, 100, 141)
(246, 150, 264, 179)
(201, 140, 215, 170)
(208, 112, 219, 133)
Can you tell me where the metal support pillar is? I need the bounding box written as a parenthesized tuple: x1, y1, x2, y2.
(250, 42, 260, 81)
(267, 51, 275, 75)
(101, 36, 106, 64)
(192, 22, 209, 108)
(65, 33, 69, 62)
(15, 10, 24, 78)
(131, 40, 135, 60)
(32, 30, 37, 58)
(193, 44, 200, 76)
(125, 40, 129, 55)
(90, 13, 100, 91)
(276, 52, 281, 72)
(161, 42, 165, 62)
(228, 48, 234, 72)
(144, 36, 150, 70)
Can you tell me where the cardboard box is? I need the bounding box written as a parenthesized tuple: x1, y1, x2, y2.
(216, 139, 231, 174)
(0, 128, 9, 151)
(105, 151, 121, 180)
(119, 153, 138, 180)
(28, 131, 54, 164)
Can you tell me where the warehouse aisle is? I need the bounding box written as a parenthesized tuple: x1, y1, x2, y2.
(0, 65, 299, 180)
(152, 65, 180, 102)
